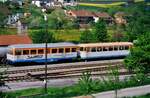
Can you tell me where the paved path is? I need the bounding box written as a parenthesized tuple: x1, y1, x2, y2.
(92, 85, 150, 98)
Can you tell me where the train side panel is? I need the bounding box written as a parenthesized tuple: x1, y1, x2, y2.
(79, 50, 129, 59)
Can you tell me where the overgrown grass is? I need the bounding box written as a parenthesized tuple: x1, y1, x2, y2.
(78, 2, 126, 8)
(0, 28, 17, 35)
(1, 74, 150, 98)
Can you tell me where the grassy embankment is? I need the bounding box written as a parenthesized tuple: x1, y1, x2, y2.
(1, 74, 150, 98)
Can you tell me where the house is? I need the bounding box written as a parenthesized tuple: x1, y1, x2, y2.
(31, 0, 76, 7)
(67, 10, 95, 24)
(67, 10, 113, 27)
(93, 12, 113, 24)
(0, 35, 32, 47)
(114, 12, 127, 25)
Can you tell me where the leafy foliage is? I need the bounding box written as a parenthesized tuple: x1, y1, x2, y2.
(29, 30, 55, 43)
(125, 32, 150, 73)
(80, 29, 95, 43)
(78, 71, 93, 93)
(93, 19, 108, 42)
(0, 3, 11, 27)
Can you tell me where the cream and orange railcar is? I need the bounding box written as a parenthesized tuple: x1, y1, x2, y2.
(78, 42, 133, 59)
(7, 42, 79, 64)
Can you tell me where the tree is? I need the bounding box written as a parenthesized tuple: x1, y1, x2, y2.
(126, 18, 145, 42)
(93, 19, 108, 42)
(80, 29, 94, 43)
(124, 32, 150, 73)
(0, 3, 10, 27)
(47, 9, 76, 29)
(30, 30, 55, 43)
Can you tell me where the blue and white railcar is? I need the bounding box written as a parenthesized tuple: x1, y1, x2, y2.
(78, 42, 133, 59)
(7, 42, 78, 64)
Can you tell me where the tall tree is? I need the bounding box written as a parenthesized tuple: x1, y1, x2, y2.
(30, 30, 55, 43)
(0, 3, 10, 27)
(80, 29, 94, 43)
(93, 19, 108, 42)
(124, 32, 150, 73)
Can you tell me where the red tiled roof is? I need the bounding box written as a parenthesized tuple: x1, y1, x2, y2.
(68, 10, 94, 17)
(94, 12, 111, 18)
(0, 35, 32, 46)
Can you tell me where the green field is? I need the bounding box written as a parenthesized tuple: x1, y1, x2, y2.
(29, 29, 83, 42)
(79, 2, 126, 8)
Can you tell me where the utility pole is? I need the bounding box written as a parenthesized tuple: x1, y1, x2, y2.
(43, 12, 48, 94)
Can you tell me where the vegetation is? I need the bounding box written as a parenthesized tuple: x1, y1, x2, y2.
(0, 2, 11, 27)
(29, 29, 55, 43)
(80, 29, 94, 43)
(1, 68, 150, 98)
(125, 32, 150, 74)
(93, 19, 108, 42)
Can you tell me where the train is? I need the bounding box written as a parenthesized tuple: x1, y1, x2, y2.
(3, 42, 133, 64)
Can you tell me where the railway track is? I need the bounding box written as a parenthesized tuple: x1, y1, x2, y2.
(5, 60, 123, 74)
(2, 60, 129, 83)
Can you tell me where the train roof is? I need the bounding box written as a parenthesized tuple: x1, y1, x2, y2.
(78, 42, 133, 47)
(8, 42, 77, 49)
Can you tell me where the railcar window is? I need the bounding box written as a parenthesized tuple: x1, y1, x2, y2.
(119, 46, 124, 50)
(47, 48, 51, 53)
(103, 47, 108, 51)
(15, 50, 22, 55)
(23, 50, 29, 55)
(86, 47, 90, 52)
(97, 47, 102, 52)
(80, 47, 84, 51)
(125, 46, 129, 50)
(72, 48, 76, 52)
(52, 49, 57, 53)
(114, 46, 118, 51)
(91, 47, 96, 52)
(31, 50, 37, 54)
(8, 50, 13, 55)
(58, 48, 64, 53)
(38, 49, 44, 54)
(109, 47, 113, 51)
(65, 48, 70, 53)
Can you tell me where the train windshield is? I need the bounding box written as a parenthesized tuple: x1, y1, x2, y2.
(8, 49, 13, 55)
